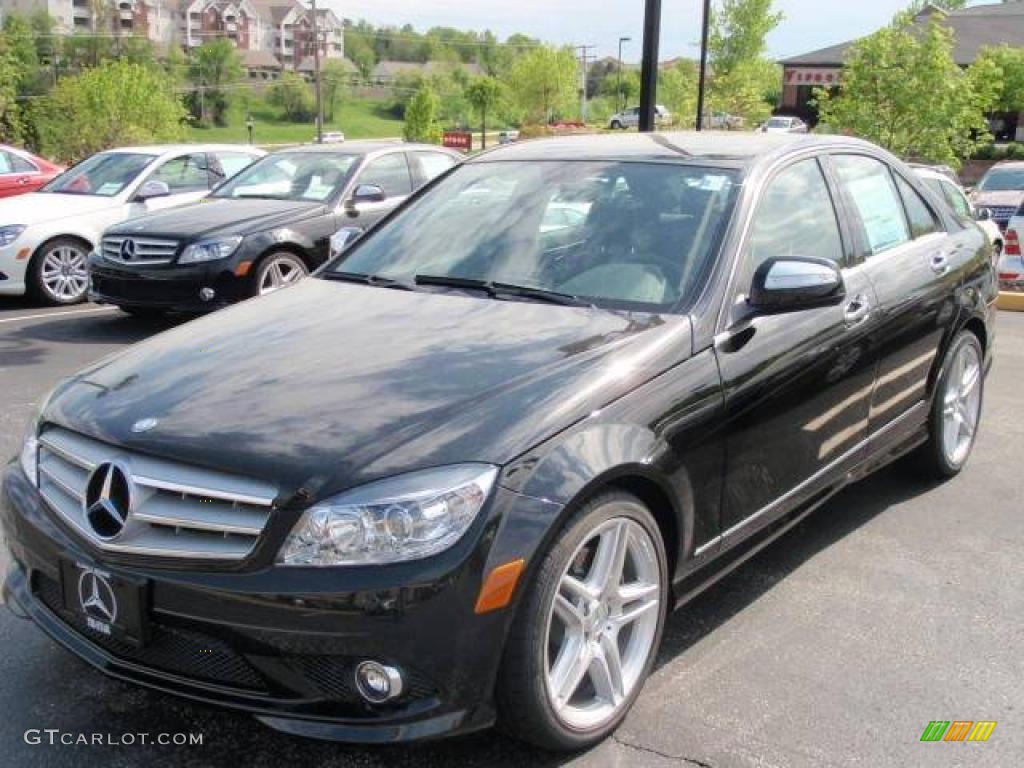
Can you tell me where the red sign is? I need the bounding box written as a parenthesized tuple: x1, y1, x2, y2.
(785, 67, 842, 87)
(443, 131, 472, 151)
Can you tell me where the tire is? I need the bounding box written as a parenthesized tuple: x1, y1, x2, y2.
(497, 490, 668, 751)
(610, 120, 623, 130)
(912, 330, 985, 479)
(251, 252, 309, 297)
(29, 237, 91, 306)
(119, 306, 165, 321)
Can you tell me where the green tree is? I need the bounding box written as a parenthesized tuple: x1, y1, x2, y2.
(707, 0, 783, 125)
(36, 60, 186, 162)
(267, 71, 315, 121)
(403, 85, 442, 143)
(507, 46, 577, 124)
(975, 45, 1024, 113)
(658, 60, 699, 127)
(188, 39, 243, 126)
(0, 33, 24, 143)
(816, 13, 998, 167)
(465, 76, 502, 148)
(322, 60, 351, 122)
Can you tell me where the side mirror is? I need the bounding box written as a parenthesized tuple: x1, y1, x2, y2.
(135, 180, 170, 201)
(748, 257, 845, 312)
(329, 226, 365, 258)
(977, 207, 992, 222)
(351, 184, 385, 204)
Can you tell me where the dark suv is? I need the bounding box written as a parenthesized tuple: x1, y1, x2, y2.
(88, 142, 461, 316)
(4, 132, 995, 751)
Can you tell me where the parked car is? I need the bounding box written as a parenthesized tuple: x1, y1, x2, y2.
(608, 105, 671, 130)
(996, 228, 1024, 291)
(498, 130, 520, 145)
(0, 145, 63, 198)
(0, 145, 264, 305)
(90, 142, 462, 316)
(760, 115, 809, 134)
(707, 111, 744, 130)
(969, 160, 1024, 231)
(914, 165, 1003, 256)
(3, 133, 993, 752)
(318, 131, 346, 144)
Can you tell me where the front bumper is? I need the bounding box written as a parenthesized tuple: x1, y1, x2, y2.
(0, 238, 30, 296)
(88, 254, 249, 312)
(1, 463, 561, 742)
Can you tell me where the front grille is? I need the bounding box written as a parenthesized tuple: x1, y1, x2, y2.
(101, 236, 179, 265)
(37, 426, 276, 561)
(90, 273, 201, 305)
(989, 205, 1017, 225)
(34, 574, 266, 690)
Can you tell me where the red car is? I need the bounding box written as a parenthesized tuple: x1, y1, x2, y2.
(0, 145, 63, 198)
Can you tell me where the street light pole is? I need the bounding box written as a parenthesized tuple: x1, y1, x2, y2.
(696, 0, 712, 131)
(617, 36, 631, 113)
(310, 0, 323, 143)
(638, 0, 661, 132)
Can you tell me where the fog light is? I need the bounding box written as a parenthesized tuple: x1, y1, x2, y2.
(199, 287, 215, 301)
(354, 661, 403, 703)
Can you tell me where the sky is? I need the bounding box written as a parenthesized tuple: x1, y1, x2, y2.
(326, 0, 986, 61)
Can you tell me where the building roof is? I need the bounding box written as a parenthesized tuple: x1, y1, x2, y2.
(297, 56, 358, 73)
(242, 49, 281, 69)
(781, 2, 1024, 68)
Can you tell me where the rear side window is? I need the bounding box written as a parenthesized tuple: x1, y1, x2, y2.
(414, 152, 457, 184)
(894, 175, 939, 238)
(151, 153, 211, 193)
(357, 153, 413, 197)
(745, 158, 844, 276)
(7, 152, 36, 173)
(941, 181, 971, 218)
(211, 152, 258, 183)
(833, 155, 910, 256)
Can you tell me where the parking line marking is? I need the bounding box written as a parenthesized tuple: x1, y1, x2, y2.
(0, 307, 117, 325)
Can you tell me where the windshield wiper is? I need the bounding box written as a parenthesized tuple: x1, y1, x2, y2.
(414, 275, 592, 307)
(323, 271, 416, 291)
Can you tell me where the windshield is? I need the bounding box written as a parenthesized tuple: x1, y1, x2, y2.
(40, 152, 154, 196)
(979, 168, 1024, 192)
(765, 118, 791, 128)
(214, 152, 359, 202)
(331, 160, 739, 310)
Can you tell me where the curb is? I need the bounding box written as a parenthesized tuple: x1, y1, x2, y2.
(997, 291, 1024, 311)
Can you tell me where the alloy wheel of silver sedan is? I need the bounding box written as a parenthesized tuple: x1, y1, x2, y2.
(544, 516, 662, 731)
(941, 339, 983, 468)
(37, 241, 90, 304)
(257, 254, 308, 296)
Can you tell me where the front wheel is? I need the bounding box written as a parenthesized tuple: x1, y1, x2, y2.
(30, 238, 90, 305)
(912, 330, 984, 479)
(610, 120, 623, 130)
(497, 491, 667, 751)
(252, 252, 308, 297)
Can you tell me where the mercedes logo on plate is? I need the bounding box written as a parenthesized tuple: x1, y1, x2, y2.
(84, 462, 132, 540)
(119, 239, 136, 261)
(77, 568, 118, 626)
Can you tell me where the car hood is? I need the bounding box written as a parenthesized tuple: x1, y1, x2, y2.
(0, 192, 118, 226)
(109, 198, 326, 240)
(46, 280, 692, 501)
(972, 189, 1024, 208)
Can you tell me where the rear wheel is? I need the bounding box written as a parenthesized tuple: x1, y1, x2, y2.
(497, 491, 667, 751)
(30, 238, 90, 305)
(913, 330, 984, 479)
(253, 252, 308, 297)
(610, 120, 623, 130)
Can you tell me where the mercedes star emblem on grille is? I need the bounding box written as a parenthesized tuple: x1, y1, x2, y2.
(84, 462, 132, 540)
(119, 239, 136, 261)
(77, 568, 118, 626)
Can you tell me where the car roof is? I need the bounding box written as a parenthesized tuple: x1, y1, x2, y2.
(469, 131, 877, 168)
(990, 161, 1024, 169)
(101, 144, 266, 157)
(912, 166, 951, 182)
(274, 141, 456, 156)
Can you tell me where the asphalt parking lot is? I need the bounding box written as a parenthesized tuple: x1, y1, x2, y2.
(0, 297, 1021, 768)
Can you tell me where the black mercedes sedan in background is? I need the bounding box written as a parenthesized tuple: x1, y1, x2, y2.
(88, 141, 461, 316)
(3, 133, 995, 751)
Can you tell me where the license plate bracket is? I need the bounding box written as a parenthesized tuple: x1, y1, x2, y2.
(60, 560, 149, 647)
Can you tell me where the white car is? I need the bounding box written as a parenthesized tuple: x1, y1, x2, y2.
(318, 131, 346, 144)
(913, 165, 1003, 256)
(759, 116, 808, 134)
(1000, 207, 1024, 291)
(0, 144, 264, 305)
(608, 105, 671, 130)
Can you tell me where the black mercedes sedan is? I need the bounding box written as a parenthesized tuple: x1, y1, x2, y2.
(2, 133, 996, 751)
(88, 141, 461, 316)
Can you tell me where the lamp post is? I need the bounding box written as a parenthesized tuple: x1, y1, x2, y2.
(617, 36, 631, 113)
(246, 114, 254, 144)
(696, 0, 712, 131)
(309, 0, 323, 143)
(638, 0, 661, 132)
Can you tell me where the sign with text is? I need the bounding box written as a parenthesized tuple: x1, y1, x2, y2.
(785, 68, 843, 87)
(443, 131, 472, 151)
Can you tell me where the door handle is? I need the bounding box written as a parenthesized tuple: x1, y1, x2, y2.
(930, 252, 950, 275)
(843, 294, 872, 327)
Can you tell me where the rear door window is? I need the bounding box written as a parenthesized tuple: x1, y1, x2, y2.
(412, 152, 457, 185)
(357, 153, 413, 198)
(894, 175, 940, 238)
(833, 155, 911, 256)
(151, 153, 212, 193)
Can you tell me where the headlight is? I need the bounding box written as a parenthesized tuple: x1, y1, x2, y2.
(278, 464, 498, 566)
(178, 236, 243, 264)
(0, 225, 26, 247)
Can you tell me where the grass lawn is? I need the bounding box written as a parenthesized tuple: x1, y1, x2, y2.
(186, 97, 404, 147)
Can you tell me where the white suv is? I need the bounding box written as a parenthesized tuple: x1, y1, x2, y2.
(0, 144, 263, 305)
(608, 105, 671, 130)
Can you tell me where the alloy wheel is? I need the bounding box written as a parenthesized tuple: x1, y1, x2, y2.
(258, 256, 307, 295)
(40, 245, 89, 303)
(941, 341, 983, 467)
(544, 516, 661, 731)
